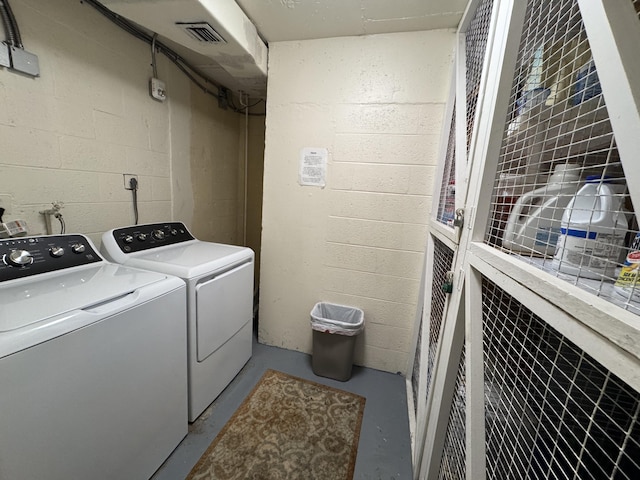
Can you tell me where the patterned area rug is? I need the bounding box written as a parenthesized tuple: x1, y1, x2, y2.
(186, 369, 366, 480)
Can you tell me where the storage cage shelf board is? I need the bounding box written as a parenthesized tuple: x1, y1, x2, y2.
(481, 277, 640, 479)
(484, 0, 638, 315)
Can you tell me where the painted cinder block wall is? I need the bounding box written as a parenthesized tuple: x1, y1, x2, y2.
(259, 30, 455, 374)
(0, 0, 256, 247)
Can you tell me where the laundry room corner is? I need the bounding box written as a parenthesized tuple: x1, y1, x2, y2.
(258, 29, 456, 375)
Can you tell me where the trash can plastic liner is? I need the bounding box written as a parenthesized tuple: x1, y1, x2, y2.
(310, 302, 364, 336)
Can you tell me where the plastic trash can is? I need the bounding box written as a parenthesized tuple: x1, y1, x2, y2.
(310, 302, 364, 381)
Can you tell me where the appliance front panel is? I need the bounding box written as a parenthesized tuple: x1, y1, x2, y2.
(195, 261, 253, 362)
(0, 287, 188, 480)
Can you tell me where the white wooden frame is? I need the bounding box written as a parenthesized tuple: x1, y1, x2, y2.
(429, 68, 460, 245)
(413, 0, 519, 477)
(405, 234, 432, 466)
(415, 0, 640, 478)
(579, 0, 640, 213)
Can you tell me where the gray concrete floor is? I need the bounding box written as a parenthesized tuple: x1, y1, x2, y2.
(151, 336, 413, 479)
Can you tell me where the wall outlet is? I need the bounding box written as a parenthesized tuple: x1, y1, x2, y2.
(123, 174, 138, 190)
(0, 194, 12, 216)
(149, 77, 166, 102)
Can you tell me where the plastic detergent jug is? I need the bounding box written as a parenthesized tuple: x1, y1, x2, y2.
(553, 176, 627, 279)
(502, 164, 581, 256)
(614, 232, 640, 303)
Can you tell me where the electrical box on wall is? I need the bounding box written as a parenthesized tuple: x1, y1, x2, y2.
(149, 77, 166, 102)
(10, 46, 39, 77)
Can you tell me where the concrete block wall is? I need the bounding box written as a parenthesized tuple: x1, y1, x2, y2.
(259, 30, 455, 374)
(188, 84, 246, 245)
(0, 0, 247, 247)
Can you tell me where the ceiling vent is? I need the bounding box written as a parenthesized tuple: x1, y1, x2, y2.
(176, 22, 226, 43)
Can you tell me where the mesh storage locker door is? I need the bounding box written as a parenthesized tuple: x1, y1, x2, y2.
(435, 0, 495, 231)
(426, 238, 456, 401)
(412, 235, 456, 467)
(411, 321, 423, 416)
(464, 0, 495, 156)
(421, 0, 640, 478)
(481, 277, 640, 479)
(483, 0, 638, 313)
(437, 345, 466, 480)
(436, 106, 458, 228)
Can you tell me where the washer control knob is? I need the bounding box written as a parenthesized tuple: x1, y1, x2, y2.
(123, 235, 134, 244)
(137, 233, 148, 241)
(152, 229, 165, 240)
(170, 229, 178, 236)
(7, 249, 34, 267)
(72, 243, 86, 254)
(50, 246, 65, 258)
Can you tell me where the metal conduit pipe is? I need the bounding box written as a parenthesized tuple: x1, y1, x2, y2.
(0, 3, 17, 46)
(0, 0, 22, 47)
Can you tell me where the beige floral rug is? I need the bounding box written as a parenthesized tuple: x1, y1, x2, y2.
(186, 369, 366, 480)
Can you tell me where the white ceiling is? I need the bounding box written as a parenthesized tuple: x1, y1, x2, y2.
(101, 0, 469, 98)
(236, 0, 469, 43)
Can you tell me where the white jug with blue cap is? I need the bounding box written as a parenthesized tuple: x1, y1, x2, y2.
(502, 164, 581, 256)
(552, 175, 627, 279)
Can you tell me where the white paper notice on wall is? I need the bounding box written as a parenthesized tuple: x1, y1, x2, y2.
(299, 147, 327, 187)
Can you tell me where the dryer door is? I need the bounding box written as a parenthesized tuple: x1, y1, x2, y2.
(195, 261, 253, 361)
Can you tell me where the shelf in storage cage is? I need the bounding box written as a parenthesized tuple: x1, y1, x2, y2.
(505, 97, 612, 163)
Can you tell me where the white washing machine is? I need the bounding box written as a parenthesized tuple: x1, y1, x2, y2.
(0, 234, 188, 480)
(101, 222, 254, 422)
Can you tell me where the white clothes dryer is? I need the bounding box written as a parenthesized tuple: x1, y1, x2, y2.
(0, 234, 188, 480)
(101, 222, 254, 422)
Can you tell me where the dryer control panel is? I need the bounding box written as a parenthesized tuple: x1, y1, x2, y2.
(0, 234, 102, 282)
(109, 222, 195, 254)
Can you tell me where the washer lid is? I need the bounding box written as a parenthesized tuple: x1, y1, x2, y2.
(123, 241, 254, 278)
(0, 263, 174, 332)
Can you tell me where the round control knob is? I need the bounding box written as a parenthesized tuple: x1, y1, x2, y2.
(72, 243, 86, 254)
(50, 246, 65, 258)
(137, 233, 148, 241)
(123, 235, 134, 244)
(152, 229, 165, 240)
(170, 229, 178, 236)
(7, 249, 33, 267)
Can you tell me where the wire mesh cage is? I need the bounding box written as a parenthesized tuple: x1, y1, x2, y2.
(412, 237, 455, 417)
(482, 276, 640, 479)
(437, 0, 495, 229)
(438, 345, 466, 480)
(425, 238, 456, 401)
(484, 0, 638, 314)
(465, 0, 495, 154)
(437, 105, 457, 227)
